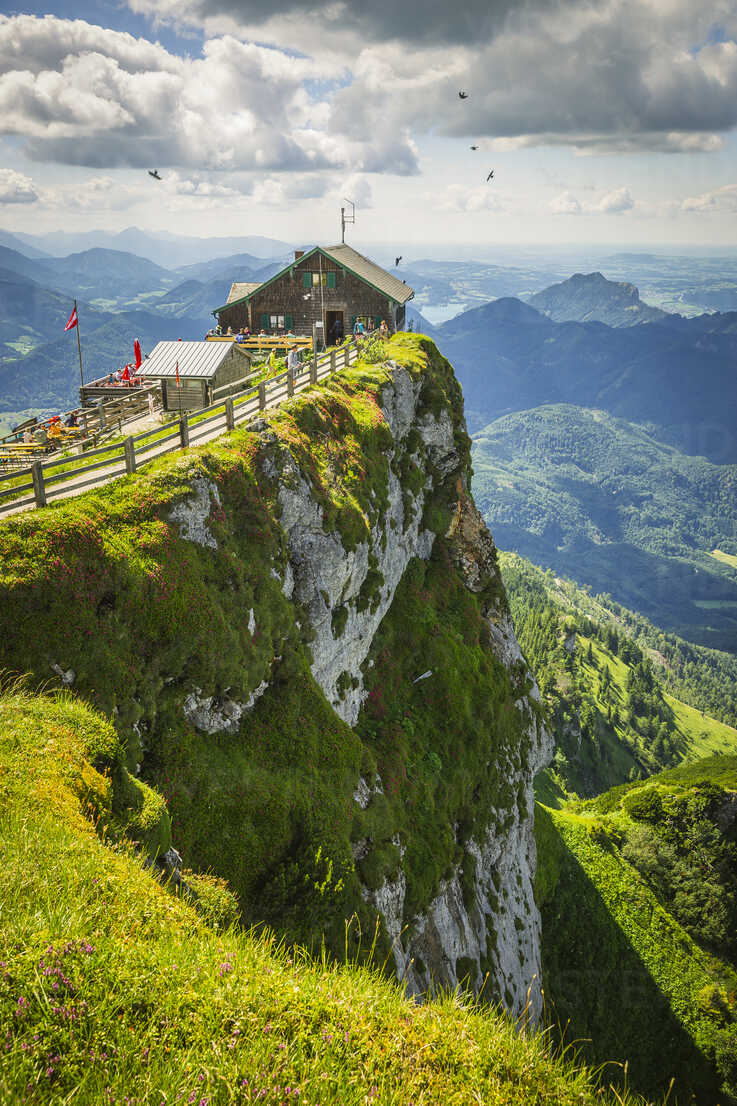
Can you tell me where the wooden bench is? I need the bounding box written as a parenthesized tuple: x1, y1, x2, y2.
(0, 443, 46, 470)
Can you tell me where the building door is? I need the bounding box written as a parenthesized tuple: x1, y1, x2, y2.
(325, 310, 344, 345)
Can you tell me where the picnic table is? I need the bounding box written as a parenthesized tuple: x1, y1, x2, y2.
(0, 442, 48, 470)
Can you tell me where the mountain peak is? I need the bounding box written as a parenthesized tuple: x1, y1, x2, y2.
(527, 271, 667, 327)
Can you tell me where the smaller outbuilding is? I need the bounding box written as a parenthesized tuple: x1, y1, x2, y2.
(141, 340, 253, 412)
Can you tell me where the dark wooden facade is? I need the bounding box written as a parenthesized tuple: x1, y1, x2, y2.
(216, 249, 409, 343)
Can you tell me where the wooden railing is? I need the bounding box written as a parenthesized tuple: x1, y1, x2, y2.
(0, 384, 163, 451)
(0, 342, 359, 517)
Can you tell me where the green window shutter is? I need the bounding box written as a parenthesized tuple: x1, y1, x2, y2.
(327, 271, 336, 289)
(350, 316, 357, 330)
(374, 316, 381, 328)
(285, 314, 293, 329)
(261, 313, 269, 329)
(302, 272, 311, 289)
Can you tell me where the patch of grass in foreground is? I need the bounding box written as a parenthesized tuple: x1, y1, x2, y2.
(0, 684, 652, 1106)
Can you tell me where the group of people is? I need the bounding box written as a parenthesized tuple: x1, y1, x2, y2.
(22, 410, 81, 447)
(106, 365, 143, 387)
(351, 317, 390, 341)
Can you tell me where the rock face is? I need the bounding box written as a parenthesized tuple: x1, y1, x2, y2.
(355, 486, 552, 1020)
(258, 361, 551, 1019)
(275, 366, 439, 726)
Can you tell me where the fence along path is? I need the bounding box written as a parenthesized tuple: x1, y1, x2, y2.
(0, 341, 359, 519)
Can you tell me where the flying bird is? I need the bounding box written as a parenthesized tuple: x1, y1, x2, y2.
(148, 170, 162, 181)
(487, 169, 495, 181)
(470, 145, 479, 150)
(395, 256, 402, 267)
(458, 90, 469, 99)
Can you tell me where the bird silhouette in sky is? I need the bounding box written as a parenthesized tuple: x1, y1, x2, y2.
(148, 170, 162, 180)
(458, 90, 469, 99)
(395, 256, 402, 267)
(470, 145, 479, 150)
(487, 169, 495, 181)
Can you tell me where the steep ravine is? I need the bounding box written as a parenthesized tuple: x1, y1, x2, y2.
(0, 335, 550, 1017)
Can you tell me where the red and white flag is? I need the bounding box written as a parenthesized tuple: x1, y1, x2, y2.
(175, 361, 180, 387)
(64, 305, 78, 331)
(133, 338, 142, 369)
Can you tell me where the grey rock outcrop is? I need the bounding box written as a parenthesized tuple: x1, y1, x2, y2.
(275, 363, 446, 725)
(168, 476, 220, 549)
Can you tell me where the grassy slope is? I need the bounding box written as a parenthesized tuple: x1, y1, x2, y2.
(0, 676, 655, 1105)
(536, 796, 737, 1105)
(581, 634, 737, 765)
(500, 553, 737, 781)
(511, 553, 737, 727)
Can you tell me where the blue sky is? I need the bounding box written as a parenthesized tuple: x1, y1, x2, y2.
(1, 0, 736, 248)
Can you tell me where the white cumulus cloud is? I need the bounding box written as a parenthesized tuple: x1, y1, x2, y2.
(550, 186, 634, 214)
(681, 182, 737, 212)
(0, 14, 418, 174)
(0, 167, 39, 203)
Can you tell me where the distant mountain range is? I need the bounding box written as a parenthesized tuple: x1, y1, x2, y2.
(525, 271, 669, 326)
(433, 295, 737, 462)
(7, 227, 294, 267)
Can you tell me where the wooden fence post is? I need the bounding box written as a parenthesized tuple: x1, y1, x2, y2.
(287, 368, 295, 397)
(31, 461, 46, 508)
(225, 397, 235, 431)
(258, 382, 266, 410)
(330, 350, 336, 375)
(123, 436, 136, 474)
(311, 348, 318, 385)
(98, 404, 106, 431)
(179, 414, 189, 448)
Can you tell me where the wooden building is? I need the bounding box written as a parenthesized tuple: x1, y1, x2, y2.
(141, 340, 252, 412)
(213, 244, 414, 343)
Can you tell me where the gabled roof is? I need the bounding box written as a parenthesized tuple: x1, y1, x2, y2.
(213, 244, 414, 315)
(227, 281, 261, 303)
(142, 340, 241, 379)
(322, 244, 414, 305)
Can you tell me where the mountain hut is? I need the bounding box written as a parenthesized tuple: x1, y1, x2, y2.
(213, 244, 414, 343)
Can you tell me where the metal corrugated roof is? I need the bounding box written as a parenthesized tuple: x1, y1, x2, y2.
(142, 341, 234, 379)
(323, 244, 414, 305)
(227, 281, 261, 303)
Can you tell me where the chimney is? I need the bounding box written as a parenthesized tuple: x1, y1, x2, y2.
(294, 250, 304, 260)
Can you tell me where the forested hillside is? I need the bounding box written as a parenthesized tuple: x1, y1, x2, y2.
(474, 407, 737, 653)
(500, 553, 737, 800)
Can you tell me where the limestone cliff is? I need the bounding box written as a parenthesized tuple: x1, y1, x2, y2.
(0, 334, 550, 1017)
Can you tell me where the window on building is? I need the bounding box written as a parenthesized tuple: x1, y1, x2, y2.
(269, 315, 285, 329)
(303, 271, 338, 288)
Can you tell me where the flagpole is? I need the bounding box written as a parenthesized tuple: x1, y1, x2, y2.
(74, 299, 84, 387)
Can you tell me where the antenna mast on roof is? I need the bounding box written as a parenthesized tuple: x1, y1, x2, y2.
(340, 199, 355, 244)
